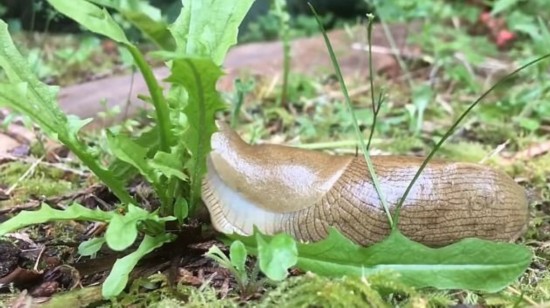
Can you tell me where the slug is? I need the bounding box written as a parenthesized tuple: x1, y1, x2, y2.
(201, 122, 529, 247)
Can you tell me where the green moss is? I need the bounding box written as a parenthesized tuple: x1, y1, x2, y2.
(0, 161, 76, 207)
(259, 272, 421, 308)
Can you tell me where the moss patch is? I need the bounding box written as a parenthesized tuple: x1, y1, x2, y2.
(0, 161, 77, 207)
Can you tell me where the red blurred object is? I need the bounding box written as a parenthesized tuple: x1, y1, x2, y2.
(477, 11, 517, 49)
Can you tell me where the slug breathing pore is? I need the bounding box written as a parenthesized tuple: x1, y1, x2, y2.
(201, 121, 529, 247)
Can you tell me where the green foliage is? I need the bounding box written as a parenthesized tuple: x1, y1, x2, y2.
(1, 0, 547, 303)
(165, 58, 226, 210)
(47, 0, 131, 45)
(168, 0, 254, 66)
(0, 19, 134, 206)
(205, 242, 249, 292)
(87, 0, 175, 50)
(221, 6, 548, 295)
(239, 5, 333, 43)
(0, 0, 254, 298)
(205, 241, 264, 297)
(234, 229, 533, 293)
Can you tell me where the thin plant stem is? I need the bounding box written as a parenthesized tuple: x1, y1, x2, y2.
(308, 3, 393, 228)
(365, 14, 386, 151)
(126, 44, 174, 213)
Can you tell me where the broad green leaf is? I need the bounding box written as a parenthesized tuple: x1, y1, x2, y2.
(229, 241, 247, 273)
(256, 233, 298, 281)
(105, 214, 139, 251)
(169, 0, 254, 65)
(47, 0, 131, 45)
(88, 0, 175, 50)
(165, 58, 226, 209)
(102, 234, 174, 298)
(104, 204, 150, 251)
(79, 237, 106, 256)
(234, 229, 532, 292)
(106, 131, 160, 185)
(0, 203, 114, 236)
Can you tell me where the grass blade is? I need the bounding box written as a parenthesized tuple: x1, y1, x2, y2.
(307, 3, 393, 227)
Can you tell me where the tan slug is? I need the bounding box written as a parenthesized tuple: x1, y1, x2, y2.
(201, 122, 529, 247)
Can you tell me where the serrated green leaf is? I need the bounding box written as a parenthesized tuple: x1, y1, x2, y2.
(229, 240, 247, 273)
(169, 0, 254, 65)
(165, 58, 226, 209)
(102, 234, 174, 298)
(47, 0, 130, 45)
(234, 229, 532, 292)
(0, 203, 114, 236)
(256, 233, 298, 281)
(79, 237, 106, 256)
(0, 20, 134, 205)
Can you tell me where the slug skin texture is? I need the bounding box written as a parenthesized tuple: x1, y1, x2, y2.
(202, 122, 529, 247)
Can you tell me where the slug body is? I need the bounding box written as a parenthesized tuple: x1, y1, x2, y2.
(202, 122, 529, 247)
